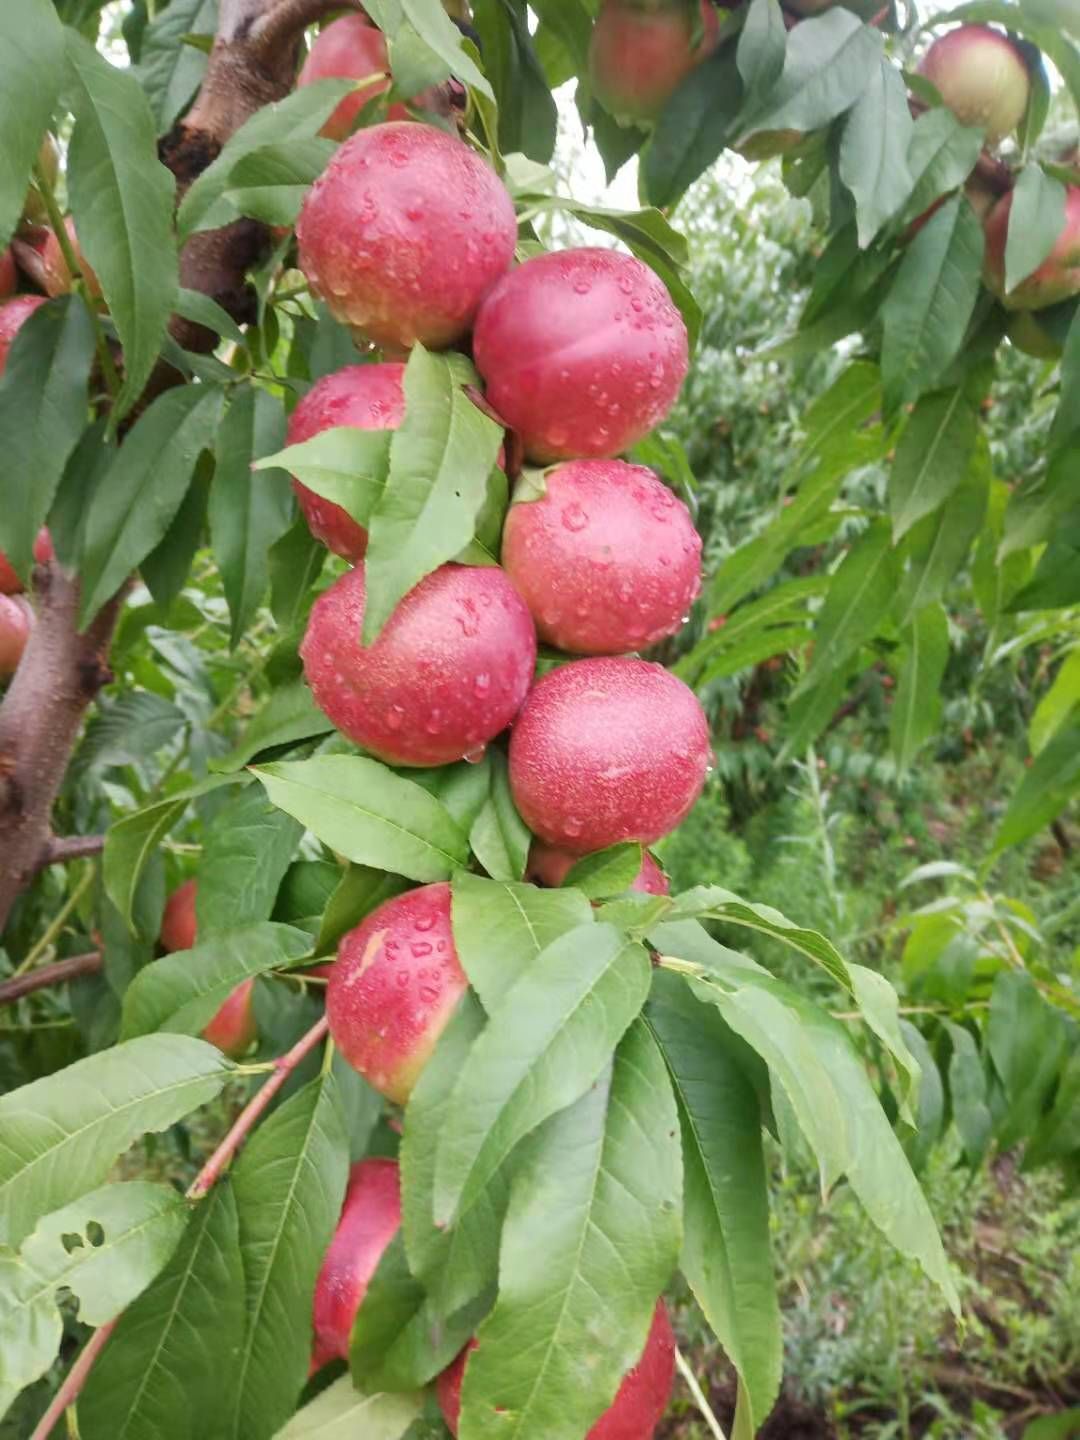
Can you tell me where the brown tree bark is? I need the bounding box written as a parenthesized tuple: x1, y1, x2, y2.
(0, 0, 357, 934)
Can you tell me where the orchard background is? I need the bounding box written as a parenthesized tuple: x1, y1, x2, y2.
(1, 0, 1080, 1436)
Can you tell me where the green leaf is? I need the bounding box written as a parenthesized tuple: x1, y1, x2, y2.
(316, 866, 412, 956)
(647, 973, 781, 1434)
(890, 603, 949, 773)
(880, 192, 985, 415)
(900, 108, 985, 228)
(273, 1375, 422, 1439)
(255, 428, 392, 534)
(391, 0, 493, 99)
(213, 682, 333, 772)
(0, 1034, 232, 1247)
(736, 0, 787, 94)
(433, 923, 651, 1225)
(994, 722, 1080, 854)
(363, 347, 502, 643)
(76, 691, 187, 774)
(210, 387, 295, 650)
(736, 8, 881, 137)
(839, 57, 913, 247)
(1004, 163, 1067, 296)
(642, 49, 743, 211)
(943, 1021, 992, 1170)
(0, 1181, 188, 1421)
(450, 871, 594, 1012)
(1001, 445, 1080, 557)
(136, 0, 216, 130)
(849, 964, 923, 1127)
(1030, 648, 1080, 755)
(668, 885, 854, 994)
(460, 1021, 681, 1440)
(103, 774, 242, 930)
(178, 81, 355, 240)
(230, 1074, 349, 1440)
(0, 0, 64, 252)
(0, 296, 96, 578)
(215, 138, 336, 229)
(1051, 307, 1080, 454)
(897, 434, 990, 624)
(64, 31, 179, 417)
(678, 577, 824, 687)
(121, 923, 312, 1040)
(472, 0, 557, 163)
(797, 520, 897, 696)
(987, 972, 1067, 1150)
(889, 388, 980, 541)
(253, 756, 470, 884)
(196, 785, 304, 937)
(564, 845, 646, 901)
(690, 970, 959, 1313)
(468, 750, 531, 884)
(79, 384, 223, 626)
(79, 1184, 245, 1440)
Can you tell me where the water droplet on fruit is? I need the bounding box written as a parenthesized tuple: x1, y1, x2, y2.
(411, 942, 433, 958)
(564, 817, 584, 838)
(386, 706, 405, 731)
(474, 673, 491, 696)
(419, 984, 439, 1003)
(562, 503, 588, 532)
(573, 278, 590, 295)
(396, 971, 410, 988)
(425, 711, 444, 735)
(415, 914, 435, 932)
(463, 744, 486, 764)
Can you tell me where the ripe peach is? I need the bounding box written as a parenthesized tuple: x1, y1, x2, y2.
(0, 595, 32, 678)
(0, 248, 15, 300)
(298, 15, 406, 140)
(326, 883, 466, 1103)
(0, 294, 47, 376)
(286, 362, 405, 560)
(160, 880, 258, 1058)
(527, 841, 670, 895)
(438, 1300, 676, 1439)
(297, 122, 517, 350)
(508, 657, 710, 854)
(918, 25, 1030, 147)
(985, 186, 1080, 310)
(502, 459, 701, 655)
(589, 0, 719, 125)
(300, 562, 537, 767)
(20, 218, 101, 299)
(472, 248, 688, 463)
(311, 1157, 402, 1369)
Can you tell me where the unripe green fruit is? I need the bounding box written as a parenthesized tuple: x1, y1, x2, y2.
(918, 25, 1030, 147)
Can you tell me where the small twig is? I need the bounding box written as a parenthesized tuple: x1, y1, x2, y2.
(34, 834, 106, 874)
(29, 1321, 117, 1440)
(250, 0, 364, 60)
(13, 863, 97, 977)
(0, 951, 102, 1007)
(30, 1013, 331, 1437)
(674, 1347, 728, 1440)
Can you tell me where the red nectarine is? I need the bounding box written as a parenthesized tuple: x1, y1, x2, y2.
(298, 15, 404, 140)
(527, 841, 670, 895)
(0, 595, 31, 678)
(985, 186, 1080, 311)
(589, 0, 719, 125)
(918, 25, 1030, 147)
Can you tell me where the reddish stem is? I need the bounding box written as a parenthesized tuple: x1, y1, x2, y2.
(30, 1013, 330, 1437)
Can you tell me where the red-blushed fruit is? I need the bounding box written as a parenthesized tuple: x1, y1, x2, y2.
(300, 562, 537, 767)
(509, 657, 710, 854)
(160, 880, 258, 1057)
(589, 0, 719, 125)
(438, 1300, 676, 1439)
(286, 362, 405, 560)
(985, 186, 1080, 311)
(0, 595, 32, 678)
(326, 883, 465, 1103)
(33, 528, 53, 566)
(0, 248, 15, 300)
(527, 841, 670, 896)
(298, 15, 407, 140)
(16, 217, 102, 299)
(0, 294, 47, 376)
(312, 1158, 402, 1370)
(502, 459, 701, 655)
(918, 25, 1030, 146)
(0, 530, 55, 596)
(473, 248, 688, 464)
(297, 122, 517, 350)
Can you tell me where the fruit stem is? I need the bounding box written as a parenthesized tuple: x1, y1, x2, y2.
(674, 1345, 728, 1440)
(12, 862, 97, 977)
(655, 954, 705, 977)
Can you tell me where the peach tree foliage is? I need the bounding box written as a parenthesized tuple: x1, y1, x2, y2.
(0, 0, 1076, 1436)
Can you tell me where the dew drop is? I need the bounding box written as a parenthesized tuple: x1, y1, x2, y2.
(564, 817, 584, 838)
(385, 706, 405, 731)
(474, 672, 491, 696)
(573, 278, 591, 295)
(562, 503, 589, 533)
(463, 744, 487, 764)
(419, 984, 440, 1003)
(414, 914, 435, 932)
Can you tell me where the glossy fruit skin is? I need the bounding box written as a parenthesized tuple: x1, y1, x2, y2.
(527, 841, 670, 896)
(311, 1157, 402, 1369)
(509, 657, 711, 854)
(438, 1300, 676, 1439)
(0, 248, 15, 300)
(0, 295, 47, 376)
(502, 460, 701, 655)
(918, 25, 1030, 146)
(589, 0, 719, 125)
(286, 362, 405, 560)
(38, 218, 101, 299)
(298, 15, 405, 140)
(985, 187, 1080, 311)
(473, 248, 688, 464)
(297, 122, 517, 350)
(0, 531, 50, 595)
(160, 880, 258, 1057)
(0, 595, 32, 678)
(326, 883, 466, 1103)
(300, 562, 537, 767)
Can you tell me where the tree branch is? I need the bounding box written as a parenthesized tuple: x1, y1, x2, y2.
(0, 951, 102, 1007)
(250, 0, 365, 62)
(30, 1014, 331, 1439)
(33, 834, 106, 874)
